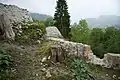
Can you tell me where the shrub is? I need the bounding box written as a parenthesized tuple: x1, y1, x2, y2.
(15, 20, 46, 44)
(0, 48, 12, 80)
(71, 59, 95, 80)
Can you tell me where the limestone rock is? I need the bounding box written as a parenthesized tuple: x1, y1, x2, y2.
(41, 68, 46, 72)
(48, 38, 85, 62)
(83, 45, 91, 61)
(50, 45, 64, 62)
(0, 14, 15, 40)
(48, 38, 120, 70)
(46, 70, 51, 78)
(0, 3, 32, 34)
(0, 3, 32, 24)
(103, 53, 120, 69)
(36, 40, 41, 44)
(46, 27, 63, 38)
(41, 57, 47, 62)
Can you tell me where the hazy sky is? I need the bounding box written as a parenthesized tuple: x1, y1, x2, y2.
(1, 0, 119, 23)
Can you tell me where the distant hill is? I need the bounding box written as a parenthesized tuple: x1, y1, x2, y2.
(86, 15, 120, 28)
(30, 13, 52, 21)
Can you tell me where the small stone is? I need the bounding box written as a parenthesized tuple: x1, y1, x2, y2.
(20, 53, 23, 56)
(106, 74, 108, 76)
(46, 71, 51, 78)
(41, 68, 46, 72)
(11, 68, 16, 72)
(113, 75, 116, 79)
(118, 77, 120, 80)
(40, 63, 43, 65)
(42, 57, 47, 62)
(43, 64, 48, 67)
(36, 73, 39, 76)
(20, 45, 25, 49)
(19, 30, 22, 33)
(36, 40, 41, 44)
(48, 56, 51, 60)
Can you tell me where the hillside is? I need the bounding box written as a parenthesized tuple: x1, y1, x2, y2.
(86, 15, 120, 28)
(0, 2, 120, 80)
(30, 13, 52, 21)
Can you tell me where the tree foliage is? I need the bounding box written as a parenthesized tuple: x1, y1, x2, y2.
(89, 26, 120, 58)
(54, 0, 70, 38)
(70, 19, 90, 44)
(44, 17, 54, 27)
(70, 20, 120, 58)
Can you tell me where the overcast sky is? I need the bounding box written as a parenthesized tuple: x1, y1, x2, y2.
(0, 0, 119, 23)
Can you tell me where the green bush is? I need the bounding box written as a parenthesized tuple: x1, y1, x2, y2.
(71, 59, 95, 80)
(15, 20, 46, 44)
(0, 48, 12, 80)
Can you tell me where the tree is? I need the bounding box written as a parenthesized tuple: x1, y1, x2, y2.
(44, 17, 54, 27)
(89, 28, 105, 58)
(54, 0, 70, 38)
(104, 27, 120, 53)
(89, 28, 104, 47)
(70, 20, 90, 44)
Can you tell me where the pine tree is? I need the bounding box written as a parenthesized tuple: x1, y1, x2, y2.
(54, 0, 70, 38)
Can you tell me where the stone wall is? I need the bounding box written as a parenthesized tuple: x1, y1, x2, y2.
(47, 37, 120, 70)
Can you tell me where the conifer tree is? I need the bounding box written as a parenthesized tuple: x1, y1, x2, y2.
(54, 0, 70, 38)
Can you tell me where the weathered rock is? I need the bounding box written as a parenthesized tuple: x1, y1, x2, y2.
(46, 70, 51, 78)
(41, 57, 47, 63)
(0, 3, 32, 24)
(0, 3, 32, 36)
(36, 40, 41, 44)
(50, 45, 64, 62)
(41, 68, 46, 72)
(48, 38, 120, 70)
(83, 45, 91, 61)
(46, 27, 63, 38)
(48, 38, 85, 62)
(48, 56, 51, 60)
(0, 14, 15, 40)
(103, 53, 120, 69)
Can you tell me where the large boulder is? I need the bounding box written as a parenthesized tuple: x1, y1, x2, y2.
(0, 14, 15, 40)
(46, 27, 63, 38)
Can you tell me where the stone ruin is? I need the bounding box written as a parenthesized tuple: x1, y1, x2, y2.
(46, 27, 120, 70)
(48, 38, 120, 70)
